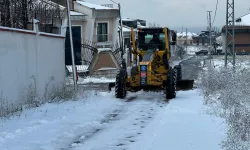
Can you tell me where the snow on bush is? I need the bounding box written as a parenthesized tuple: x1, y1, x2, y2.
(0, 76, 76, 118)
(199, 63, 250, 150)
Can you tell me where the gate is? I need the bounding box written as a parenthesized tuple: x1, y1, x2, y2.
(81, 40, 98, 69)
(111, 44, 123, 66)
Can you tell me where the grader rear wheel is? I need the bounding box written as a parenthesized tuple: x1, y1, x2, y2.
(115, 69, 127, 99)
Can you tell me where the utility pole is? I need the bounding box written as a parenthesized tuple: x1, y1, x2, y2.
(186, 28, 188, 51)
(225, 0, 235, 67)
(118, 3, 124, 57)
(111, 0, 124, 58)
(207, 11, 212, 53)
(66, 0, 77, 90)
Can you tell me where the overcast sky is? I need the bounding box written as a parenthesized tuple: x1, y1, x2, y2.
(87, 0, 249, 33)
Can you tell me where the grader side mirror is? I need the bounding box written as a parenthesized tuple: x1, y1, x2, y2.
(170, 30, 177, 45)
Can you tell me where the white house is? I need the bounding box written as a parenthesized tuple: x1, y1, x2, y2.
(72, 0, 120, 48)
(65, 0, 121, 77)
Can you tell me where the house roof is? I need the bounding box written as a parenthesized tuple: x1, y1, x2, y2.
(76, 0, 118, 10)
(37, 0, 66, 9)
(70, 11, 86, 16)
(235, 13, 250, 26)
(118, 25, 138, 32)
(221, 13, 250, 32)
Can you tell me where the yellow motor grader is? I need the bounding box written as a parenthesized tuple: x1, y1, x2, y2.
(109, 27, 194, 99)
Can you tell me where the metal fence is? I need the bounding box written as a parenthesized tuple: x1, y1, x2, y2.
(0, 0, 65, 33)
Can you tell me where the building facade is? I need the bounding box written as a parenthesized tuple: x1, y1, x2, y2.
(221, 13, 250, 54)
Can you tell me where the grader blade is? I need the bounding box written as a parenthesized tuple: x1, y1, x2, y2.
(176, 80, 194, 91)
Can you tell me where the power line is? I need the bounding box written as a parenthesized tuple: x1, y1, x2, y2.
(212, 0, 219, 27)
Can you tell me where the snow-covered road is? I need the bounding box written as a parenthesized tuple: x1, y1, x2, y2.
(0, 89, 225, 150)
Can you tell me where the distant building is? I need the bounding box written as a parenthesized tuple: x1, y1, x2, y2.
(221, 13, 250, 54)
(177, 32, 198, 45)
(192, 31, 216, 46)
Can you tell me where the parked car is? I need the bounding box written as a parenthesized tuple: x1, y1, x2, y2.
(195, 50, 208, 55)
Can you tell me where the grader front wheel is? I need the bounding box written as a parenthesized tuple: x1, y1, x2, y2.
(166, 68, 177, 99)
(115, 69, 127, 99)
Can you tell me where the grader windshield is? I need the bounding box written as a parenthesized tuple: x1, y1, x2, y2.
(138, 28, 166, 51)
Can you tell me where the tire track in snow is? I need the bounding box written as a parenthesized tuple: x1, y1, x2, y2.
(60, 95, 142, 150)
(60, 108, 124, 150)
(113, 100, 164, 149)
(70, 93, 168, 150)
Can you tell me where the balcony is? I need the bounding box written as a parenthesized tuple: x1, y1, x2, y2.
(93, 34, 113, 43)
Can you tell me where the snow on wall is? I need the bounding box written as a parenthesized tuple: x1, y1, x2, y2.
(0, 28, 65, 106)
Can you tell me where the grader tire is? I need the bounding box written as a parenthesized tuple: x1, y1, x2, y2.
(115, 69, 127, 99)
(166, 68, 177, 99)
(174, 65, 182, 81)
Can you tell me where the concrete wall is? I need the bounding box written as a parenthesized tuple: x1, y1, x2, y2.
(0, 27, 65, 106)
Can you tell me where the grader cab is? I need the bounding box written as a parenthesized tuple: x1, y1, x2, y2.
(109, 27, 194, 99)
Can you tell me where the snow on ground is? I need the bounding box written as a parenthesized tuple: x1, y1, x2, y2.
(127, 89, 226, 150)
(211, 56, 250, 69)
(0, 89, 226, 150)
(66, 76, 115, 85)
(186, 46, 207, 55)
(77, 76, 115, 84)
(0, 91, 124, 150)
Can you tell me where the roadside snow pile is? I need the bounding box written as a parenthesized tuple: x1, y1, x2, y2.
(66, 76, 115, 84)
(199, 59, 250, 150)
(78, 76, 115, 84)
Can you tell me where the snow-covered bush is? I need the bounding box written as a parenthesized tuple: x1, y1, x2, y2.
(25, 75, 40, 107)
(0, 91, 22, 118)
(199, 63, 250, 150)
(47, 83, 76, 102)
(0, 76, 76, 118)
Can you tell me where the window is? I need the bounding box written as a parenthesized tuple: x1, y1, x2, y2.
(138, 32, 166, 51)
(97, 23, 108, 42)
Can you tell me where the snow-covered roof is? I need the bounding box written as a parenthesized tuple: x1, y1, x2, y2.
(122, 27, 131, 32)
(70, 11, 86, 16)
(235, 13, 250, 26)
(76, 0, 117, 10)
(35, 0, 65, 9)
(177, 32, 198, 37)
(122, 18, 135, 21)
(118, 25, 138, 32)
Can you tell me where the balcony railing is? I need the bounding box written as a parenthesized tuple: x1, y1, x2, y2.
(93, 34, 112, 42)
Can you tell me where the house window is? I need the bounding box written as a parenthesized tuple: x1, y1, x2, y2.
(97, 23, 108, 42)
